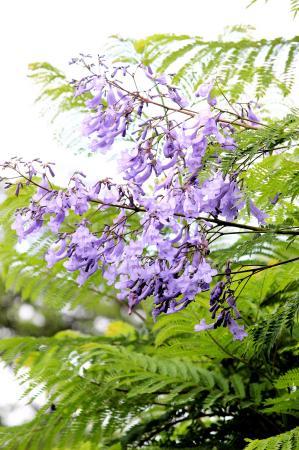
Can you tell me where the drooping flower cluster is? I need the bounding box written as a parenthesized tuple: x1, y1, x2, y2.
(1, 61, 266, 340)
(194, 261, 247, 340)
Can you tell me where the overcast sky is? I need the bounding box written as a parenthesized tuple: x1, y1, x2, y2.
(0, 0, 298, 181)
(0, 0, 298, 425)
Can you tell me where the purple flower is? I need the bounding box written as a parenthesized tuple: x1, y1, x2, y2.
(12, 214, 26, 242)
(143, 65, 168, 85)
(135, 164, 152, 185)
(195, 81, 214, 98)
(5, 65, 264, 340)
(226, 295, 241, 319)
(168, 88, 188, 108)
(183, 188, 201, 217)
(49, 211, 66, 233)
(249, 200, 268, 224)
(195, 81, 216, 107)
(63, 224, 101, 285)
(227, 318, 247, 341)
(247, 104, 260, 127)
(270, 193, 280, 205)
(12, 212, 43, 242)
(200, 172, 243, 221)
(45, 239, 67, 268)
(194, 319, 214, 332)
(82, 85, 134, 152)
(210, 281, 225, 303)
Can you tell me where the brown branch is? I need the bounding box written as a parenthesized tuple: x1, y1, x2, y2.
(215, 256, 299, 277)
(90, 198, 299, 236)
(108, 79, 260, 130)
(7, 167, 299, 237)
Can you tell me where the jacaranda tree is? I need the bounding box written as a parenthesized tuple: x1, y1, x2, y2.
(0, 9, 298, 449)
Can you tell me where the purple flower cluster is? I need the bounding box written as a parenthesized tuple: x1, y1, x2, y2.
(9, 160, 218, 317)
(2, 63, 266, 339)
(80, 79, 134, 152)
(108, 215, 217, 318)
(194, 262, 247, 340)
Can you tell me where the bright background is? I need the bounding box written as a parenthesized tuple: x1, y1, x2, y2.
(1, 0, 298, 178)
(0, 0, 298, 426)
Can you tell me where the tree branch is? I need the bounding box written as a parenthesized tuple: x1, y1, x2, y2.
(215, 256, 299, 277)
(90, 198, 299, 236)
(109, 78, 261, 130)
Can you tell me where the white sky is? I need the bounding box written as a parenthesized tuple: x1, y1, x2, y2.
(0, 0, 298, 182)
(0, 0, 298, 426)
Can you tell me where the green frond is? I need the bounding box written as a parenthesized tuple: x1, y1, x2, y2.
(262, 390, 299, 415)
(153, 301, 244, 362)
(109, 34, 299, 100)
(291, 0, 299, 16)
(244, 427, 299, 450)
(28, 62, 88, 115)
(28, 62, 89, 152)
(156, 42, 197, 74)
(0, 332, 232, 449)
(247, 296, 299, 357)
(275, 368, 299, 388)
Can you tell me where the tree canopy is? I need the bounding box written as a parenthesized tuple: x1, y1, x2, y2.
(0, 5, 298, 449)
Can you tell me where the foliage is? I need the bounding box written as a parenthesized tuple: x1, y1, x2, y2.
(244, 427, 299, 450)
(28, 62, 88, 115)
(28, 32, 299, 124)
(0, 180, 298, 448)
(0, 187, 124, 319)
(0, 265, 298, 449)
(0, 7, 299, 449)
(28, 62, 89, 152)
(106, 32, 299, 100)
